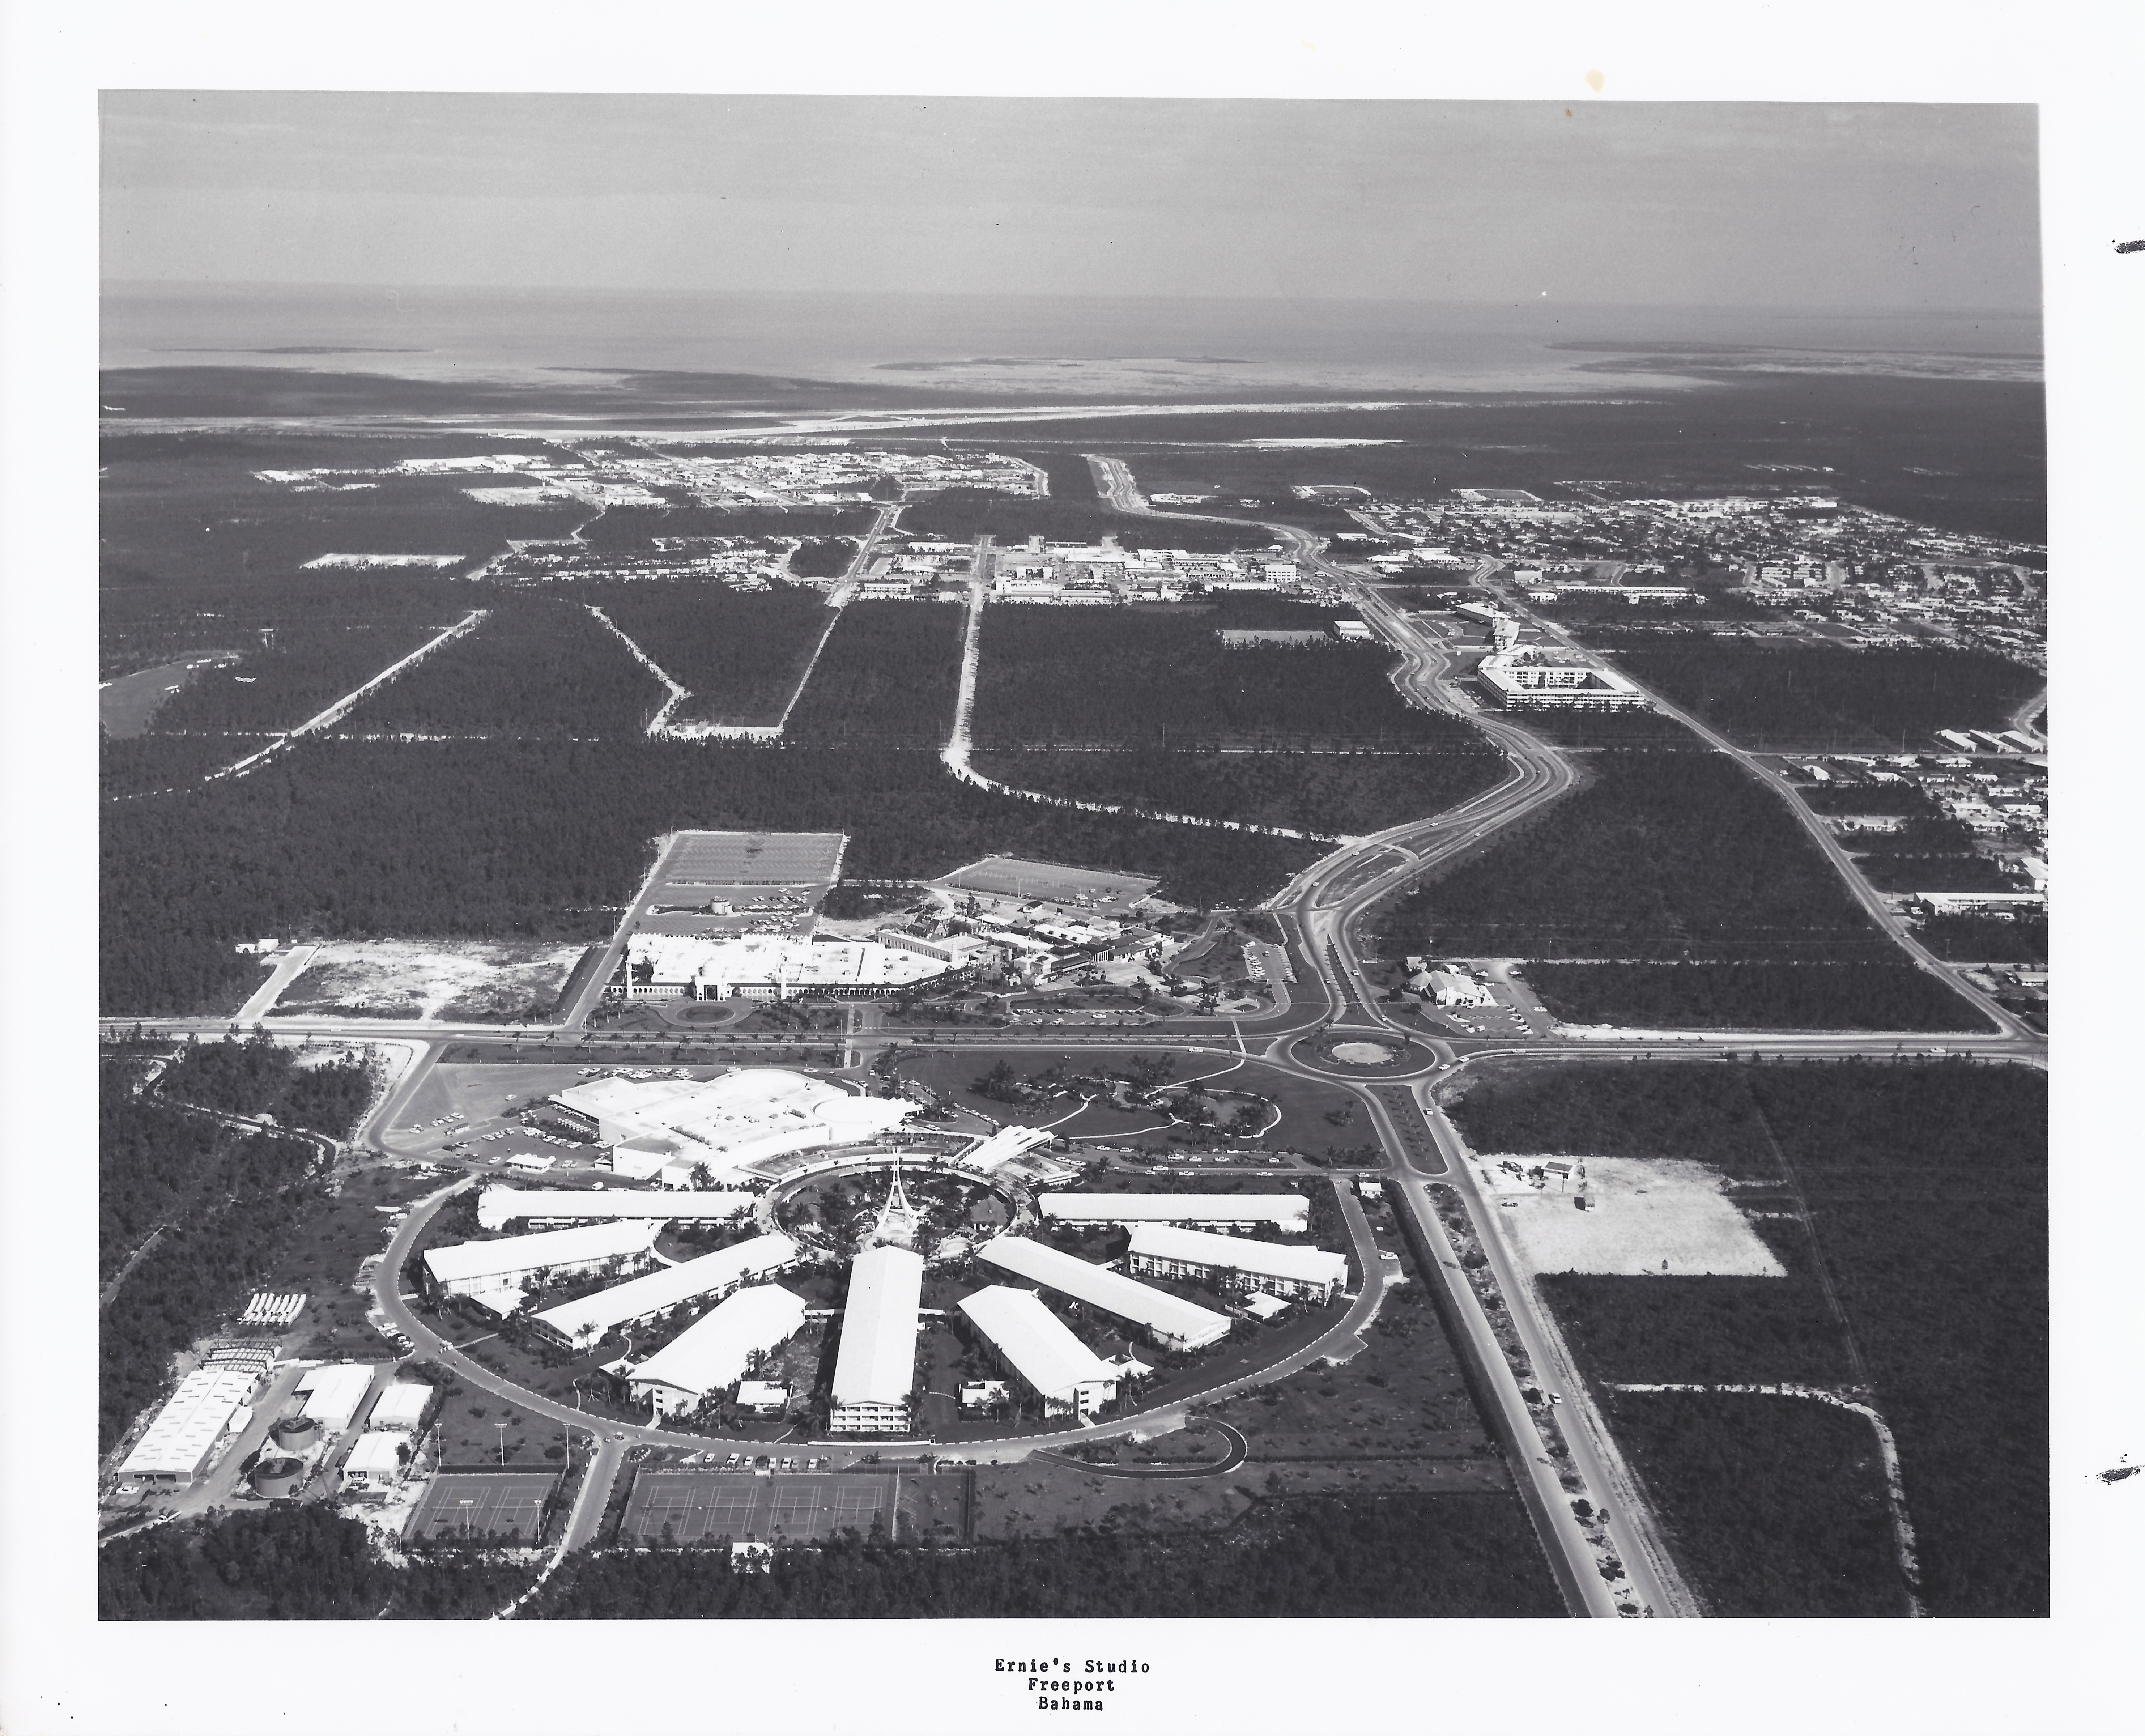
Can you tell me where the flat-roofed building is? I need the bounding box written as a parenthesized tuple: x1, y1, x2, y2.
(827, 1245, 925, 1435)
(963, 1125, 1053, 1173)
(118, 1367, 258, 1486)
(735, 1379, 791, 1417)
(1477, 650, 1647, 711)
(958, 1286, 1120, 1420)
(420, 1219, 660, 1310)
(297, 1362, 379, 1435)
(975, 1235, 1230, 1353)
(624, 1285, 807, 1418)
(529, 1232, 800, 1351)
(623, 933, 951, 1001)
(536, 1067, 917, 1184)
(340, 1431, 409, 1494)
(1038, 1192, 1310, 1234)
(364, 1380, 433, 1434)
(1126, 1223, 1349, 1303)
(476, 1186, 756, 1232)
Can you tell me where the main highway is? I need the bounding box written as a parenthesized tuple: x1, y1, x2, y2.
(101, 458, 2044, 1617)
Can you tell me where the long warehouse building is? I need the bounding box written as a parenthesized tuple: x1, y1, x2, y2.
(420, 1219, 660, 1310)
(476, 1187, 756, 1232)
(529, 1231, 800, 1350)
(976, 1235, 1230, 1353)
(624, 1285, 807, 1419)
(1038, 1192, 1310, 1233)
(827, 1245, 925, 1436)
(958, 1285, 1120, 1421)
(117, 1367, 260, 1488)
(1127, 1223, 1349, 1302)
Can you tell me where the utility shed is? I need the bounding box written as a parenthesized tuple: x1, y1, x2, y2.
(827, 1245, 925, 1435)
(975, 1235, 1230, 1353)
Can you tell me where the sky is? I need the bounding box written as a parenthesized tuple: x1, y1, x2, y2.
(102, 94, 2042, 313)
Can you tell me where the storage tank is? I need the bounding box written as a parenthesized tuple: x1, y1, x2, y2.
(251, 1456, 304, 1499)
(271, 1416, 321, 1452)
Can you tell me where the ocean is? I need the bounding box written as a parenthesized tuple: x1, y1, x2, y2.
(102, 284, 2041, 402)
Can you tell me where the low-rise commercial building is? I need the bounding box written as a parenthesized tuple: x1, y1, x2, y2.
(827, 1245, 925, 1435)
(622, 933, 951, 1001)
(117, 1367, 259, 1487)
(297, 1363, 379, 1435)
(420, 1219, 660, 1311)
(976, 1236, 1230, 1353)
(958, 1286, 1120, 1420)
(340, 1431, 410, 1494)
(363, 1380, 432, 1434)
(1037, 1192, 1310, 1234)
(623, 1285, 807, 1418)
(529, 1232, 800, 1351)
(1126, 1224, 1349, 1303)
(1477, 650, 1647, 711)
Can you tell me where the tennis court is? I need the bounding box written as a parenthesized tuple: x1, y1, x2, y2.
(405, 1472, 559, 1543)
(621, 1470, 893, 1545)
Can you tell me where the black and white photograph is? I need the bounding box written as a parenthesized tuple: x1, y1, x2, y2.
(3, 6, 2137, 1733)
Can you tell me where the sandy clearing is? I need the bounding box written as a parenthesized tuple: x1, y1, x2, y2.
(1481, 1156, 1785, 1278)
(270, 939, 588, 1021)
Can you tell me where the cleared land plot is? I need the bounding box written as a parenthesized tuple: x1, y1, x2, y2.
(101, 655, 240, 737)
(407, 1471, 558, 1543)
(346, 596, 666, 738)
(1480, 1157, 1786, 1277)
(785, 600, 966, 746)
(271, 939, 586, 1021)
(595, 583, 833, 727)
(1377, 748, 1908, 965)
(971, 601, 1490, 750)
(621, 1471, 892, 1544)
(1600, 642, 2044, 753)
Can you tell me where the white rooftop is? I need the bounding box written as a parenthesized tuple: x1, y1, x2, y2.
(957, 1286, 1118, 1404)
(1128, 1223, 1349, 1288)
(627, 1285, 806, 1401)
(963, 1125, 1053, 1172)
(365, 1381, 432, 1432)
(1039, 1192, 1310, 1230)
(830, 1244, 925, 1410)
(628, 933, 947, 991)
(529, 1232, 799, 1346)
(975, 1236, 1229, 1349)
(548, 1068, 916, 1178)
(297, 1362, 378, 1432)
(476, 1187, 756, 1231)
(422, 1218, 659, 1288)
(119, 1367, 257, 1479)
(342, 1432, 405, 1475)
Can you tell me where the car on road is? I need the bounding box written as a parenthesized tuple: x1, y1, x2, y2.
(613, 1431, 626, 1441)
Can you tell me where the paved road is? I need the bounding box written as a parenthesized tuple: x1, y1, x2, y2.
(1032, 1420, 1249, 1480)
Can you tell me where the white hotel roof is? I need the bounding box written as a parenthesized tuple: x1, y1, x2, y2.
(976, 1236, 1229, 1349)
(629, 1285, 806, 1399)
(628, 933, 946, 989)
(548, 1068, 916, 1173)
(119, 1367, 257, 1478)
(1039, 1192, 1309, 1230)
(422, 1219, 659, 1287)
(831, 1245, 925, 1410)
(530, 1232, 798, 1345)
(1128, 1224, 1349, 1288)
(958, 1286, 1118, 1403)
(476, 1186, 755, 1231)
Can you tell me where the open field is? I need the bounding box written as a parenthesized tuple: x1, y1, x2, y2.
(407, 1471, 558, 1543)
(101, 740, 1319, 1016)
(1376, 747, 1912, 965)
(271, 939, 587, 1021)
(1450, 1056, 2047, 1616)
(101, 654, 241, 737)
(1600, 641, 2044, 753)
(1523, 961, 1988, 1033)
(1481, 1156, 1786, 1277)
